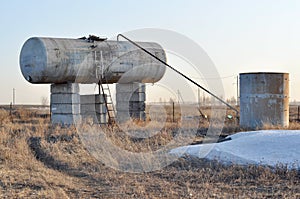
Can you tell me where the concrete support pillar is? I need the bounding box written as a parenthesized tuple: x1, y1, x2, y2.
(80, 94, 107, 124)
(50, 83, 81, 125)
(116, 83, 146, 123)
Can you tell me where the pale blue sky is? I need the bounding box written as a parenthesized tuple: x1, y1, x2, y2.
(1, 0, 300, 104)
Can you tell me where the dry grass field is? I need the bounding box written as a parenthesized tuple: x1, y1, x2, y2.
(0, 105, 299, 198)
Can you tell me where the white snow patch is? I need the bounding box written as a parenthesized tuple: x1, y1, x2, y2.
(171, 130, 300, 169)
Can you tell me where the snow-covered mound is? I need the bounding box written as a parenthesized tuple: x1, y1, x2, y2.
(171, 130, 300, 168)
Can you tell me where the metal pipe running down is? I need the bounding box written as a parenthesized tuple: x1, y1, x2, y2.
(117, 34, 239, 115)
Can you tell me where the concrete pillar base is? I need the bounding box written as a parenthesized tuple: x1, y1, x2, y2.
(50, 83, 81, 125)
(80, 94, 107, 124)
(116, 83, 146, 123)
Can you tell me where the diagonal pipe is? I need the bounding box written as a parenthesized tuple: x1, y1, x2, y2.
(117, 34, 239, 115)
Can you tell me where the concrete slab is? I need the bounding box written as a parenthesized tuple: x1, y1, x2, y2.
(130, 112, 146, 120)
(80, 104, 106, 114)
(51, 83, 79, 94)
(116, 83, 145, 92)
(116, 92, 146, 101)
(80, 94, 106, 104)
(51, 114, 81, 125)
(81, 113, 106, 124)
(51, 104, 80, 114)
(116, 111, 131, 122)
(116, 101, 145, 111)
(51, 94, 80, 104)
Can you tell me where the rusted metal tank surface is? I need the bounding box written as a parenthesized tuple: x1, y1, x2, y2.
(19, 37, 166, 84)
(239, 72, 289, 128)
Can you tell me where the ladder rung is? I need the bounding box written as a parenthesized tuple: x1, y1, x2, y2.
(99, 82, 116, 125)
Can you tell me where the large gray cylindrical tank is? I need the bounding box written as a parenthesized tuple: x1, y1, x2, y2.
(239, 72, 289, 128)
(20, 37, 166, 84)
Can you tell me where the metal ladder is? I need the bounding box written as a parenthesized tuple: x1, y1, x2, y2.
(99, 80, 116, 125)
(95, 49, 116, 125)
